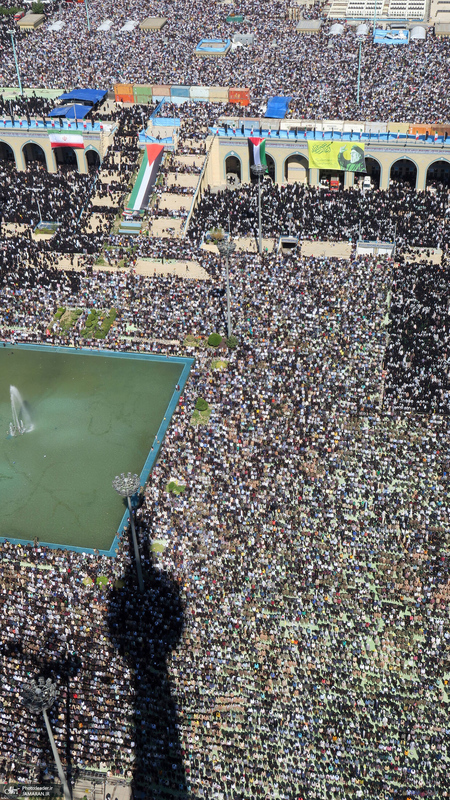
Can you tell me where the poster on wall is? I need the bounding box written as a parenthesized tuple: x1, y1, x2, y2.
(308, 141, 366, 172)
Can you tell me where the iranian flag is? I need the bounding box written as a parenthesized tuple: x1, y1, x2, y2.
(49, 133, 84, 149)
(248, 136, 267, 169)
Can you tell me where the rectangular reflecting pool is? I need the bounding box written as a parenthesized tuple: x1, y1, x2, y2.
(0, 344, 193, 555)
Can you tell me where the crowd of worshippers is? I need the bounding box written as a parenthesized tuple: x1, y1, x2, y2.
(189, 180, 450, 249)
(2, 245, 450, 798)
(2, 0, 450, 123)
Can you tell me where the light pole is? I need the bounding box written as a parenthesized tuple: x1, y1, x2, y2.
(356, 39, 363, 106)
(251, 163, 266, 254)
(30, 189, 43, 224)
(22, 677, 72, 800)
(112, 472, 144, 593)
(7, 30, 23, 97)
(287, 211, 294, 236)
(217, 237, 235, 338)
(84, 0, 91, 31)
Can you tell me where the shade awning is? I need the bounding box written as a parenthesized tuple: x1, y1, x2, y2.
(265, 96, 292, 118)
(49, 104, 91, 119)
(58, 89, 107, 106)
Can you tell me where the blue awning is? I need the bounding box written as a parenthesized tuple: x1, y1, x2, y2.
(49, 104, 91, 119)
(265, 96, 292, 119)
(57, 88, 107, 106)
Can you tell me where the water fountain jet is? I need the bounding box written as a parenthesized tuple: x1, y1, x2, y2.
(8, 386, 33, 437)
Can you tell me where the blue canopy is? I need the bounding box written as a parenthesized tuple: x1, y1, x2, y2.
(57, 88, 107, 106)
(265, 96, 292, 119)
(49, 104, 91, 119)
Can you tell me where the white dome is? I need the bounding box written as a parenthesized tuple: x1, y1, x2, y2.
(410, 25, 426, 39)
(356, 23, 369, 36)
(329, 22, 344, 35)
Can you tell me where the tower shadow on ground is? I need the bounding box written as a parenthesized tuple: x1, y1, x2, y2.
(107, 527, 188, 800)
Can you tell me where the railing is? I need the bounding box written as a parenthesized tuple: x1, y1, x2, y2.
(181, 132, 216, 238)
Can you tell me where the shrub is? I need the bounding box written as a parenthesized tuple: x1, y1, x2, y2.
(209, 227, 225, 241)
(0, 7, 23, 15)
(208, 333, 222, 347)
(195, 398, 208, 412)
(31, 0, 43, 11)
(226, 334, 238, 349)
(54, 307, 65, 320)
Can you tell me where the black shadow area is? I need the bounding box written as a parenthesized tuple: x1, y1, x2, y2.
(383, 259, 450, 414)
(107, 543, 187, 799)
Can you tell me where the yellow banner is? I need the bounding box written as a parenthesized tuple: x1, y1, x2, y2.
(308, 141, 366, 172)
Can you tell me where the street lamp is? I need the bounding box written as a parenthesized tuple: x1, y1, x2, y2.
(84, 0, 91, 31)
(287, 211, 294, 236)
(216, 236, 235, 338)
(29, 189, 43, 224)
(356, 39, 363, 107)
(112, 472, 144, 593)
(251, 163, 266, 254)
(7, 30, 23, 97)
(21, 677, 72, 800)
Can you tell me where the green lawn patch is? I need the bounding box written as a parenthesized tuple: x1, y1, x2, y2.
(191, 397, 212, 426)
(211, 358, 228, 371)
(96, 575, 109, 586)
(166, 480, 186, 495)
(81, 308, 117, 339)
(183, 334, 202, 348)
(58, 308, 83, 333)
(151, 540, 167, 553)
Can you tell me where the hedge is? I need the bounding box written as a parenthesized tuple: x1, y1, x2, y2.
(208, 333, 222, 347)
(195, 398, 208, 411)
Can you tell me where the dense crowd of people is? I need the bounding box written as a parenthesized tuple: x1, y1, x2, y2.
(1, 0, 450, 122)
(2, 225, 450, 797)
(2, 7, 450, 796)
(190, 180, 450, 249)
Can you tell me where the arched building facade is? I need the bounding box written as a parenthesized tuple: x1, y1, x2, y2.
(207, 133, 450, 192)
(0, 122, 113, 173)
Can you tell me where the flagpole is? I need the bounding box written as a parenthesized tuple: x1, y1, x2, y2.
(357, 39, 362, 106)
(7, 30, 23, 97)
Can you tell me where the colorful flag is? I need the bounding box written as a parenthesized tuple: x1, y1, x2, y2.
(49, 133, 85, 149)
(435, 131, 438, 143)
(248, 136, 267, 169)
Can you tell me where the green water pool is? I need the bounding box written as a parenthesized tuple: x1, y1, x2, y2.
(0, 345, 190, 553)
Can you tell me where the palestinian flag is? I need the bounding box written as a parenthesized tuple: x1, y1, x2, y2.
(49, 133, 84, 149)
(126, 144, 164, 213)
(248, 136, 267, 169)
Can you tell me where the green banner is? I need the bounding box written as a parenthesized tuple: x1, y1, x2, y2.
(308, 141, 366, 172)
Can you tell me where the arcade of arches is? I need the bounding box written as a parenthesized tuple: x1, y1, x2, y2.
(0, 138, 101, 174)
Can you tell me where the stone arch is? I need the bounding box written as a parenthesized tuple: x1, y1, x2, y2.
(54, 145, 81, 171)
(265, 153, 276, 182)
(0, 139, 17, 168)
(389, 157, 418, 189)
(224, 152, 242, 186)
(85, 146, 101, 172)
(22, 140, 48, 171)
(426, 158, 450, 188)
(283, 152, 309, 184)
(355, 155, 382, 189)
